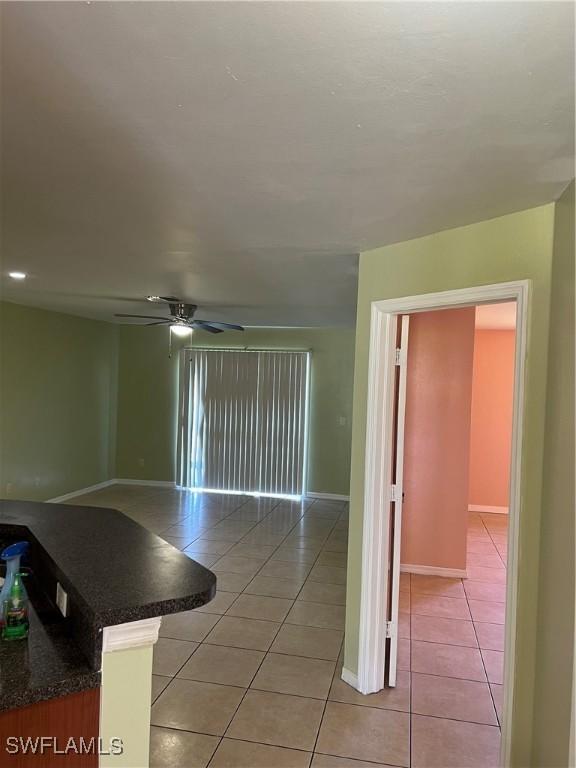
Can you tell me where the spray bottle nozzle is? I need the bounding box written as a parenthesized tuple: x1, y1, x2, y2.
(1, 542, 29, 561)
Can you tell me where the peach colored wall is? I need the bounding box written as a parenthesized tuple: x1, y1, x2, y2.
(401, 308, 475, 570)
(469, 328, 515, 509)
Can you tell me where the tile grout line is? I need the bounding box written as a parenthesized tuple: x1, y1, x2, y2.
(134, 489, 503, 764)
(204, 614, 284, 767)
(125, 493, 501, 754)
(151, 494, 347, 766)
(405, 513, 507, 757)
(271, 518, 346, 760)
(206, 496, 340, 767)
(121, 490, 355, 764)
(481, 513, 508, 569)
(156, 493, 287, 767)
(152, 699, 503, 739)
(157, 663, 514, 694)
(464, 514, 505, 728)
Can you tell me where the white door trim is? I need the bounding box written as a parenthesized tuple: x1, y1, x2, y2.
(358, 310, 399, 694)
(387, 315, 410, 688)
(356, 280, 529, 768)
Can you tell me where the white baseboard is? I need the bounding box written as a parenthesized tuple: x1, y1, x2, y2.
(116, 484, 344, 499)
(469, 504, 509, 515)
(401, 563, 468, 579)
(113, 478, 176, 488)
(307, 492, 349, 502)
(48, 479, 116, 503)
(341, 666, 359, 690)
(48, 478, 176, 503)
(51, 480, 344, 504)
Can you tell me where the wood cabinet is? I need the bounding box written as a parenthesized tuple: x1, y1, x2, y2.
(0, 688, 100, 767)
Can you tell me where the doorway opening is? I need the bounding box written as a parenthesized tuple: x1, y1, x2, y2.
(355, 281, 528, 767)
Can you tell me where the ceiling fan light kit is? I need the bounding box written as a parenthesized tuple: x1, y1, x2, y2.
(114, 296, 244, 355)
(170, 324, 193, 337)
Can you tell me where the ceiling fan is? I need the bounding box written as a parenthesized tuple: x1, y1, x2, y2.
(114, 296, 244, 335)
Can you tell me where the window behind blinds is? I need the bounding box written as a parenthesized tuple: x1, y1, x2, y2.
(177, 349, 310, 497)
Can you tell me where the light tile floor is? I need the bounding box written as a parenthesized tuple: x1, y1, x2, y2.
(72, 486, 507, 767)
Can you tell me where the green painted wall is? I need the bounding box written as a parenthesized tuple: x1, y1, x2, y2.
(532, 181, 575, 767)
(100, 645, 153, 768)
(115, 325, 181, 485)
(115, 326, 355, 495)
(345, 203, 557, 768)
(0, 301, 118, 500)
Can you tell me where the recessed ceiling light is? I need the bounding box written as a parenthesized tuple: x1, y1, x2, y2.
(8, 271, 27, 280)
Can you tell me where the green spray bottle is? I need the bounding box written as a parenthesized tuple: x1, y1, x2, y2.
(0, 542, 29, 640)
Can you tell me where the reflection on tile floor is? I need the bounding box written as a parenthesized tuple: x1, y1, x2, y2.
(72, 486, 507, 767)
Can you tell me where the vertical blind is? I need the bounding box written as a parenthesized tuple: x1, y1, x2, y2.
(177, 349, 310, 496)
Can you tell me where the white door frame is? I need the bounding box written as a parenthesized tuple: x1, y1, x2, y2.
(355, 280, 530, 768)
(387, 315, 410, 688)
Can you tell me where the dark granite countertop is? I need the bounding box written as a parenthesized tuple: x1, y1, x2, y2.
(0, 499, 216, 712)
(0, 602, 99, 712)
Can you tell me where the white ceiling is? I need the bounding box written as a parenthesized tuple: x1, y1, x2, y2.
(1, 2, 573, 327)
(475, 302, 517, 330)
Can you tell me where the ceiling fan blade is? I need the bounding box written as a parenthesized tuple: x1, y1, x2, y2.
(195, 319, 245, 331)
(158, 296, 181, 303)
(114, 314, 171, 320)
(192, 321, 224, 334)
(145, 320, 172, 326)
